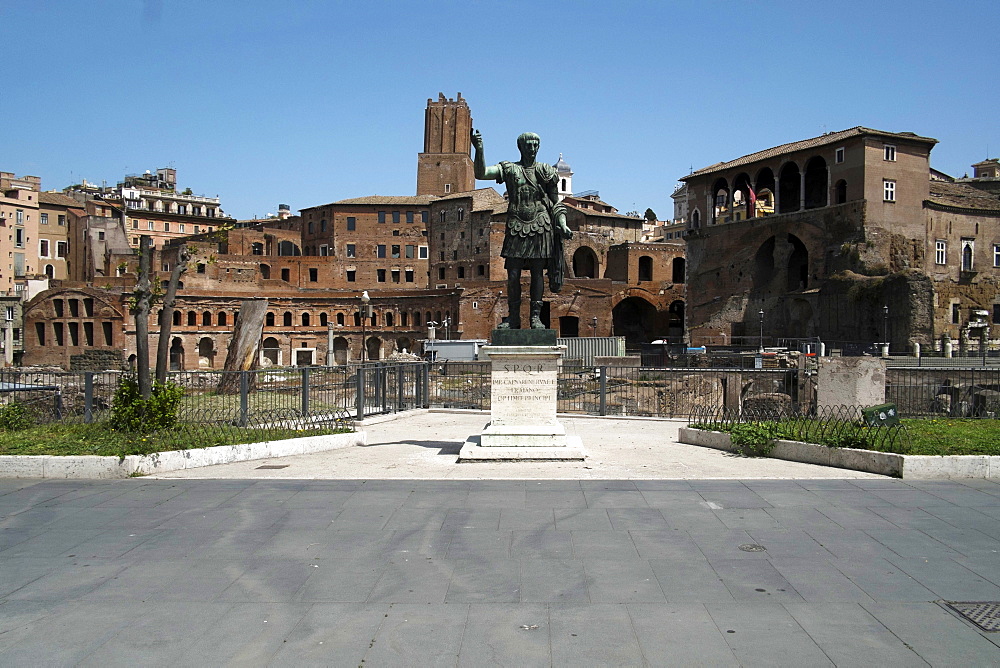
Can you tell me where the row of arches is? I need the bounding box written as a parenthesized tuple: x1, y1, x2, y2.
(693, 156, 848, 228)
(168, 308, 453, 331)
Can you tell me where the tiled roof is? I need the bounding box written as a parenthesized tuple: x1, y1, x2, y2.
(39, 192, 83, 207)
(435, 187, 505, 211)
(330, 195, 437, 206)
(683, 127, 938, 180)
(927, 181, 1000, 212)
(565, 202, 641, 221)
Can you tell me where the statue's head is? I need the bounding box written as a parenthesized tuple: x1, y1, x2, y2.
(516, 132, 540, 159)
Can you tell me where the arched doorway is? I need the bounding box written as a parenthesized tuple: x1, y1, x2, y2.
(333, 337, 349, 365)
(197, 337, 215, 368)
(558, 316, 579, 338)
(667, 300, 685, 338)
(572, 246, 598, 278)
(169, 338, 184, 371)
(788, 298, 814, 338)
(261, 336, 280, 366)
(787, 234, 809, 291)
(778, 162, 801, 213)
(365, 336, 382, 361)
(612, 297, 658, 346)
(753, 236, 776, 291)
(396, 336, 412, 353)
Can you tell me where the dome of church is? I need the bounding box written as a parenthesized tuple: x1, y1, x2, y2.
(554, 153, 572, 174)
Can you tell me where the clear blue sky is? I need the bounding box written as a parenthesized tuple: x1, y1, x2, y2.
(3, 0, 997, 220)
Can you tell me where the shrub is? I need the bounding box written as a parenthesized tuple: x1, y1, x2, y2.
(728, 421, 787, 457)
(0, 401, 34, 431)
(110, 376, 185, 433)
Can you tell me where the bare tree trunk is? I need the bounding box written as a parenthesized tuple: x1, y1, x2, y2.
(134, 236, 153, 399)
(217, 299, 268, 395)
(155, 244, 190, 383)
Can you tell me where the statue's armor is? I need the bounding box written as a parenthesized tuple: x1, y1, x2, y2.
(497, 161, 559, 260)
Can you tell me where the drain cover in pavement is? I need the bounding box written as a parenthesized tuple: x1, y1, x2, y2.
(944, 602, 1000, 631)
(738, 544, 767, 552)
(256, 464, 289, 470)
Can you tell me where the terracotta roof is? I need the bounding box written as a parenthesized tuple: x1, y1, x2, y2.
(926, 181, 1000, 212)
(565, 202, 640, 221)
(436, 188, 505, 211)
(38, 192, 82, 207)
(329, 195, 437, 206)
(683, 127, 938, 180)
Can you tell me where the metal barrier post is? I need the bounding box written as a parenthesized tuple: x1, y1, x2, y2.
(84, 372, 94, 423)
(397, 365, 404, 412)
(356, 365, 365, 418)
(421, 362, 429, 408)
(599, 367, 607, 416)
(239, 371, 249, 427)
(374, 363, 383, 412)
(301, 367, 310, 417)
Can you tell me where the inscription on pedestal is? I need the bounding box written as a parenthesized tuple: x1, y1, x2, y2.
(491, 361, 558, 425)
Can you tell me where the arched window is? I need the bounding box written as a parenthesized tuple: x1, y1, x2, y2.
(414, 311, 421, 327)
(385, 312, 394, 327)
(835, 179, 848, 204)
(301, 312, 310, 326)
(804, 156, 828, 209)
(283, 311, 292, 327)
(202, 311, 212, 326)
(266, 312, 275, 327)
(672, 257, 685, 283)
(638, 256, 653, 281)
(319, 312, 328, 326)
(691, 209, 701, 229)
(778, 162, 802, 213)
(252, 243, 264, 255)
(336, 312, 345, 326)
(259, 264, 270, 279)
(217, 312, 227, 326)
(187, 311, 196, 326)
(401, 312, 408, 327)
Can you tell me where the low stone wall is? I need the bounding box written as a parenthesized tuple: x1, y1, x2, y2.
(678, 427, 998, 479)
(0, 431, 366, 479)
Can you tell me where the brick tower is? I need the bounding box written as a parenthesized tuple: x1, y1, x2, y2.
(416, 93, 474, 196)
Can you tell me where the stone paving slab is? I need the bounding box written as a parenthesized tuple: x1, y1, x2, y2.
(1, 477, 999, 664)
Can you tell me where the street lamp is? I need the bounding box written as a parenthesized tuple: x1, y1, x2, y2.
(443, 316, 451, 340)
(883, 305, 889, 358)
(591, 316, 598, 337)
(359, 290, 371, 363)
(758, 309, 765, 354)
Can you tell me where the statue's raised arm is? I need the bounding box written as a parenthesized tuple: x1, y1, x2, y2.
(472, 129, 501, 182)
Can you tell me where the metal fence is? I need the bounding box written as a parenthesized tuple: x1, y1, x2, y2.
(1, 362, 997, 431)
(886, 367, 1000, 418)
(424, 362, 808, 419)
(689, 404, 907, 452)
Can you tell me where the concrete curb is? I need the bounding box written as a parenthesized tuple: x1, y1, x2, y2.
(0, 431, 366, 479)
(678, 427, 999, 479)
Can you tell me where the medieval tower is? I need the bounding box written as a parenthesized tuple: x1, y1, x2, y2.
(416, 92, 475, 196)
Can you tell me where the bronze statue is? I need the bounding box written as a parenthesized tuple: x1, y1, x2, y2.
(472, 129, 572, 329)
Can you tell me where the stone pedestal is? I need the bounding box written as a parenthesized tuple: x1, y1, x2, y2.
(817, 357, 886, 410)
(459, 330, 584, 461)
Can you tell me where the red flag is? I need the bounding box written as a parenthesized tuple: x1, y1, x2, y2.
(748, 185, 757, 207)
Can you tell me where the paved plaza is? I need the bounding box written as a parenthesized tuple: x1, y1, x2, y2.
(1, 412, 999, 665)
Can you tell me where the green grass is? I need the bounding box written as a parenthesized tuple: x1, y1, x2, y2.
(897, 419, 1000, 456)
(0, 422, 347, 458)
(692, 418, 1000, 456)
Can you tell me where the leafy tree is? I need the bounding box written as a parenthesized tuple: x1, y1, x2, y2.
(644, 208, 657, 222)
